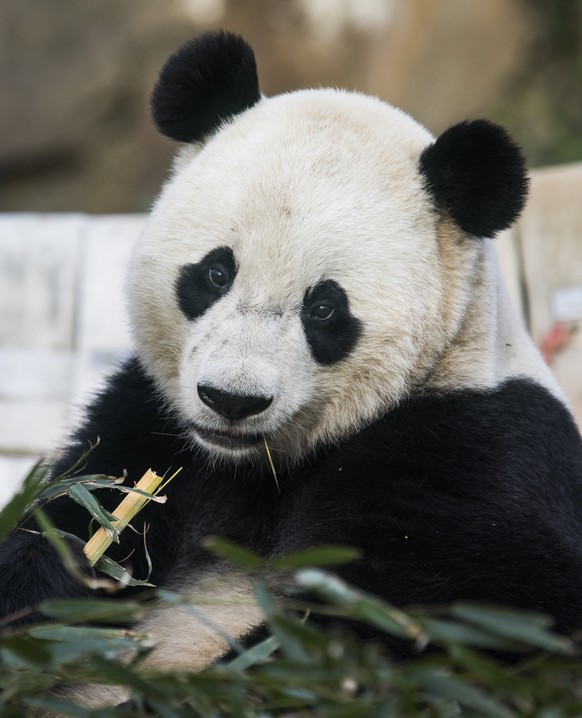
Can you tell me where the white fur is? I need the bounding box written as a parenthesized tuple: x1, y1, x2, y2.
(41, 569, 262, 714)
(137, 569, 262, 671)
(127, 88, 563, 465)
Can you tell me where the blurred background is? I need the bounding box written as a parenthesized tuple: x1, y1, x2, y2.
(1, 0, 581, 213)
(1, 0, 582, 501)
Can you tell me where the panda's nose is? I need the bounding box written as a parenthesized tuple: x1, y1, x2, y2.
(197, 384, 273, 420)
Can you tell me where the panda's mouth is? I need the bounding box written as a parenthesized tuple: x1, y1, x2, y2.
(192, 424, 263, 451)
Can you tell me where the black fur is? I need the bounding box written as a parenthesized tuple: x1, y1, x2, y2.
(419, 120, 529, 237)
(151, 31, 260, 143)
(176, 245, 237, 321)
(197, 385, 272, 420)
(2, 358, 582, 650)
(0, 533, 94, 626)
(301, 280, 362, 365)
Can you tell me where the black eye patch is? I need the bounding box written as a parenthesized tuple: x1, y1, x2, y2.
(176, 246, 237, 321)
(301, 279, 362, 365)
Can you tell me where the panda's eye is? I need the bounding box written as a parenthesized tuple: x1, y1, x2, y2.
(310, 302, 334, 320)
(208, 264, 230, 288)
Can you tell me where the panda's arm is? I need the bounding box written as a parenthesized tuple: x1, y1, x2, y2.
(273, 476, 582, 657)
(0, 358, 195, 625)
(0, 358, 282, 628)
(275, 381, 582, 643)
(51, 356, 188, 485)
(0, 529, 95, 626)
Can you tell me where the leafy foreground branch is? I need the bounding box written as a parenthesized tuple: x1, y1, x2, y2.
(1, 463, 582, 717)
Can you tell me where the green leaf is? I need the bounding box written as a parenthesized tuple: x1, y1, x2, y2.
(35, 509, 86, 583)
(452, 604, 573, 655)
(23, 695, 92, 718)
(370, 695, 400, 718)
(0, 635, 52, 667)
(353, 600, 422, 641)
(413, 669, 515, 718)
(267, 614, 326, 662)
(448, 645, 527, 696)
(55, 438, 102, 479)
(296, 569, 423, 641)
(157, 589, 244, 656)
(94, 555, 155, 588)
(254, 580, 278, 618)
(37, 474, 120, 502)
(69, 484, 120, 542)
(296, 568, 360, 605)
(269, 546, 361, 570)
(39, 599, 145, 625)
(226, 635, 281, 671)
(420, 617, 524, 652)
(0, 460, 49, 541)
(202, 536, 264, 570)
(28, 625, 142, 661)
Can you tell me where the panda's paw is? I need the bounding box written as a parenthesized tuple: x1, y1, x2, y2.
(49, 684, 130, 714)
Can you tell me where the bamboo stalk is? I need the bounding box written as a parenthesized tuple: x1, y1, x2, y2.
(83, 468, 163, 566)
(263, 438, 280, 494)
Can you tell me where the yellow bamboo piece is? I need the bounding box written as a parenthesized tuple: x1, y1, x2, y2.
(83, 468, 163, 566)
(263, 438, 280, 494)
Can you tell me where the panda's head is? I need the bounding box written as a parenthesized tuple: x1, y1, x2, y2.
(127, 32, 529, 465)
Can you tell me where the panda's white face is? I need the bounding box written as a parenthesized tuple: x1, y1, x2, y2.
(128, 89, 453, 464)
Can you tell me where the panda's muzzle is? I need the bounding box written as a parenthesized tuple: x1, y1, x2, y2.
(197, 384, 273, 421)
(193, 424, 263, 451)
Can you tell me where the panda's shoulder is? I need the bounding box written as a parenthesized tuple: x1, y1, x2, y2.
(52, 358, 188, 480)
(318, 378, 582, 495)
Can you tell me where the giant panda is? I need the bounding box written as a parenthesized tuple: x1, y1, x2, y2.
(2, 30, 582, 707)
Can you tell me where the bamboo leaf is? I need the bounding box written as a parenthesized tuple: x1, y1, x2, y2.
(226, 635, 281, 671)
(93, 555, 155, 588)
(420, 617, 524, 652)
(69, 484, 120, 542)
(254, 580, 278, 619)
(0, 460, 49, 541)
(28, 625, 143, 660)
(39, 599, 145, 625)
(23, 695, 92, 718)
(37, 474, 122, 501)
(202, 536, 265, 570)
(0, 635, 52, 667)
(413, 670, 515, 718)
(35, 509, 86, 582)
(296, 568, 360, 605)
(296, 569, 423, 641)
(448, 644, 527, 696)
(55, 438, 100, 478)
(452, 604, 573, 655)
(270, 546, 361, 570)
(267, 614, 325, 662)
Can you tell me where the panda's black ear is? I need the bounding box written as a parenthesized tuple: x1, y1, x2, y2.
(419, 120, 529, 237)
(151, 31, 260, 143)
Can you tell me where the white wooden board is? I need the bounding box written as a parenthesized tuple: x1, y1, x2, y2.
(71, 215, 142, 404)
(518, 163, 582, 425)
(0, 213, 143, 467)
(0, 213, 83, 351)
(0, 456, 36, 508)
